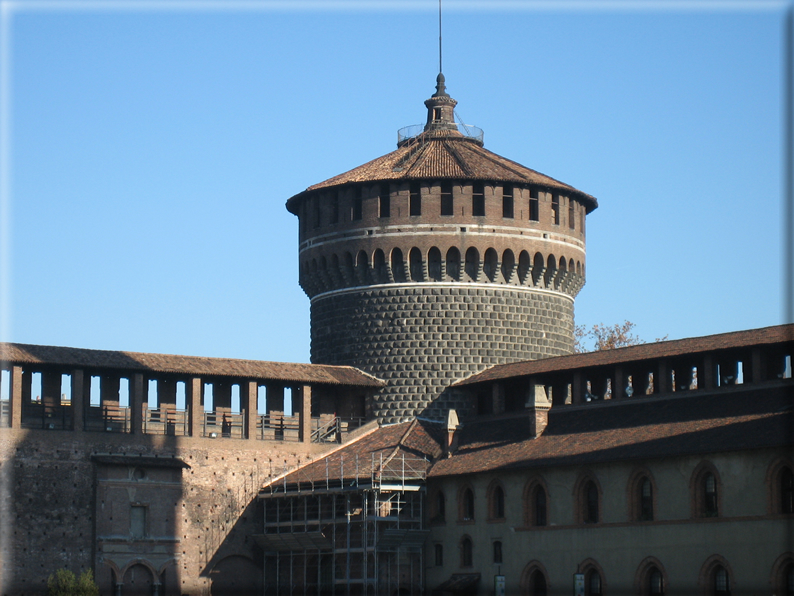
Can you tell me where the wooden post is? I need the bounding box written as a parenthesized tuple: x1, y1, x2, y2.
(10, 365, 23, 429)
(299, 385, 312, 443)
(72, 369, 85, 432)
(189, 377, 202, 437)
(129, 373, 144, 434)
(244, 380, 258, 440)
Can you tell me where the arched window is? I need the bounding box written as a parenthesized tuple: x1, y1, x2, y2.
(434, 544, 443, 566)
(524, 478, 548, 527)
(459, 487, 475, 521)
(373, 249, 386, 283)
(488, 483, 505, 520)
(640, 478, 653, 521)
(492, 540, 502, 564)
(635, 558, 667, 596)
(501, 249, 515, 284)
(586, 570, 602, 595)
(391, 248, 406, 283)
(460, 536, 473, 568)
(517, 250, 531, 285)
(531, 484, 547, 526)
(713, 565, 730, 595)
(584, 481, 599, 524)
(700, 556, 733, 596)
(521, 563, 550, 596)
(446, 247, 461, 281)
(544, 254, 556, 288)
(531, 570, 547, 596)
(409, 247, 423, 282)
(781, 467, 794, 514)
(532, 252, 544, 286)
(629, 469, 656, 522)
(483, 248, 498, 282)
(428, 247, 442, 281)
(691, 462, 721, 518)
(704, 473, 718, 517)
(464, 247, 479, 281)
(648, 568, 664, 595)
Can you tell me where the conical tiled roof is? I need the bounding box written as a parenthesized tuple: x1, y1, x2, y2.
(287, 74, 597, 213)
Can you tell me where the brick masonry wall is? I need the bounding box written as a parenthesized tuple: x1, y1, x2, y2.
(311, 285, 575, 423)
(0, 429, 328, 596)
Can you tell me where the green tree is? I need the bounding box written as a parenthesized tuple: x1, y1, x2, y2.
(47, 568, 99, 596)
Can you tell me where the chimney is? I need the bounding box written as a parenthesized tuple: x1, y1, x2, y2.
(529, 384, 551, 438)
(444, 409, 461, 457)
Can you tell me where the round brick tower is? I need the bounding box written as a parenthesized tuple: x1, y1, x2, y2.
(286, 74, 598, 423)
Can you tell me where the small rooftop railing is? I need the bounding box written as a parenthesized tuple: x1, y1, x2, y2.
(397, 123, 484, 145)
(85, 404, 131, 433)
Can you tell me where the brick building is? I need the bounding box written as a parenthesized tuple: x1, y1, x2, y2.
(1, 74, 792, 596)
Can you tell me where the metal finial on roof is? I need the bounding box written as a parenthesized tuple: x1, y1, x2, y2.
(434, 72, 449, 98)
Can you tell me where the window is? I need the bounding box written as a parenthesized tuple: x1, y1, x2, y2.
(713, 566, 730, 595)
(649, 568, 664, 595)
(534, 486, 547, 526)
(529, 189, 539, 221)
(472, 182, 485, 216)
(492, 541, 502, 564)
(434, 544, 443, 566)
(629, 471, 655, 522)
(410, 183, 421, 216)
(502, 185, 514, 218)
(379, 183, 390, 218)
(692, 463, 721, 518)
(551, 195, 560, 225)
(704, 473, 718, 517)
(461, 536, 473, 568)
(530, 570, 547, 596)
(489, 483, 505, 520)
(640, 478, 653, 521)
(130, 505, 146, 539)
(584, 480, 599, 524)
(781, 467, 794, 514)
(586, 571, 601, 595)
(460, 487, 474, 521)
(433, 490, 446, 522)
(352, 187, 363, 221)
(569, 198, 575, 229)
(441, 183, 454, 216)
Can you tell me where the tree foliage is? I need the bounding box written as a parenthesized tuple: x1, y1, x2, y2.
(575, 320, 667, 353)
(47, 568, 99, 596)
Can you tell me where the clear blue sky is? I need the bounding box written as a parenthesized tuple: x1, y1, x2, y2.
(2, 1, 790, 363)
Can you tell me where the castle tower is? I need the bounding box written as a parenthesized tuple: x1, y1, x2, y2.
(286, 75, 598, 423)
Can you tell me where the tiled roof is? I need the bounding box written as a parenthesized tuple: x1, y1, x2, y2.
(286, 134, 598, 213)
(454, 324, 794, 386)
(0, 343, 385, 387)
(428, 384, 793, 478)
(262, 419, 445, 491)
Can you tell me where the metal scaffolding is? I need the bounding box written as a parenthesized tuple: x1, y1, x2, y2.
(258, 452, 429, 596)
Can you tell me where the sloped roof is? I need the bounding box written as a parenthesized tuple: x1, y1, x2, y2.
(261, 418, 445, 492)
(454, 324, 794, 386)
(428, 384, 793, 478)
(0, 343, 384, 387)
(286, 132, 597, 213)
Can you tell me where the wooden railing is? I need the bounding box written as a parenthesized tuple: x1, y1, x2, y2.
(143, 407, 189, 436)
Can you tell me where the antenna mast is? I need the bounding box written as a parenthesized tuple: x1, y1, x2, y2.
(438, 0, 443, 73)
